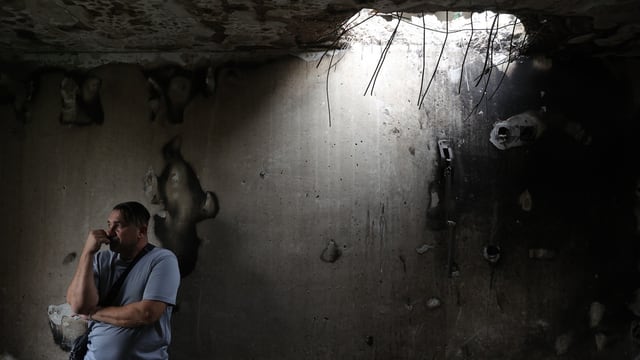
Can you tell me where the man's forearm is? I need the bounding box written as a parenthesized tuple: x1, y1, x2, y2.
(67, 229, 111, 314)
(90, 300, 167, 328)
(66, 251, 99, 314)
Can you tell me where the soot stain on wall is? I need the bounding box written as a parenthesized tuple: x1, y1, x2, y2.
(145, 65, 217, 124)
(59, 71, 104, 125)
(145, 136, 220, 277)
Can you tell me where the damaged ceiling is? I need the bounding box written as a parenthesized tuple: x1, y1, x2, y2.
(1, 0, 640, 68)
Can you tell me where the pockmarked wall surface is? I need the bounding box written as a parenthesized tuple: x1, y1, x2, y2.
(1, 33, 638, 359)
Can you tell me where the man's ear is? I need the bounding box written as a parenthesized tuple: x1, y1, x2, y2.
(138, 225, 148, 237)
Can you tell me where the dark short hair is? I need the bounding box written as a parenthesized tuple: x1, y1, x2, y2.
(112, 201, 150, 228)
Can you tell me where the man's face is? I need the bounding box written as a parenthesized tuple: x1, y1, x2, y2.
(106, 210, 143, 256)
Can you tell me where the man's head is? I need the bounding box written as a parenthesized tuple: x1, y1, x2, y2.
(112, 201, 150, 228)
(107, 201, 150, 258)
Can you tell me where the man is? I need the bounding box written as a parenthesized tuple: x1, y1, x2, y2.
(66, 201, 181, 359)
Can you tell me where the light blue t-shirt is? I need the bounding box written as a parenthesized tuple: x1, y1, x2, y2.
(86, 246, 180, 360)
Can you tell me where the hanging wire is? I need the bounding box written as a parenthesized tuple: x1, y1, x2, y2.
(418, 11, 449, 108)
(315, 11, 360, 42)
(458, 12, 474, 94)
(325, 49, 336, 127)
(471, 53, 526, 84)
(418, 11, 427, 104)
(316, 11, 379, 69)
(469, 18, 528, 86)
(484, 76, 490, 123)
(314, 10, 381, 127)
(464, 14, 499, 121)
(489, 19, 519, 100)
(314, 10, 530, 122)
(475, 13, 498, 88)
(363, 12, 403, 96)
(511, 19, 548, 57)
(395, 15, 519, 34)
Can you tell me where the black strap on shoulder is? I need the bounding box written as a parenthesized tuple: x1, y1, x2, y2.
(99, 243, 155, 307)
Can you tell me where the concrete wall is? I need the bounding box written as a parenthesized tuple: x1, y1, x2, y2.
(0, 36, 639, 359)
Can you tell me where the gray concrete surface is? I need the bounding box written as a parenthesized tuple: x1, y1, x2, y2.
(0, 34, 639, 359)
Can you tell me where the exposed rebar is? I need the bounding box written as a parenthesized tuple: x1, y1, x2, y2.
(364, 12, 402, 96)
(465, 14, 499, 121)
(475, 13, 498, 88)
(418, 11, 449, 108)
(458, 12, 474, 94)
(418, 11, 427, 104)
(316, 12, 379, 69)
(325, 49, 336, 127)
(489, 19, 518, 100)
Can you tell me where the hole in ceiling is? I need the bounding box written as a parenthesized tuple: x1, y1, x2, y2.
(317, 10, 529, 111)
(341, 10, 527, 61)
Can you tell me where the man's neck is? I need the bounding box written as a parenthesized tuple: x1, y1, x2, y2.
(119, 240, 148, 261)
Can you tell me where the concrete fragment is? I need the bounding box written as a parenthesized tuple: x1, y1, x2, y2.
(426, 184, 445, 230)
(47, 303, 88, 351)
(415, 243, 434, 254)
(320, 239, 341, 263)
(426, 297, 442, 309)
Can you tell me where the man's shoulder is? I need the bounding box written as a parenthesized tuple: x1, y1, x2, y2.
(146, 246, 180, 280)
(149, 246, 178, 261)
